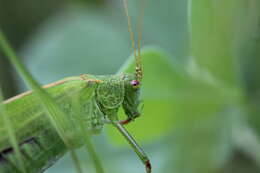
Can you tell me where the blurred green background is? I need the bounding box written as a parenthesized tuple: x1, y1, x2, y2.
(1, 0, 260, 173)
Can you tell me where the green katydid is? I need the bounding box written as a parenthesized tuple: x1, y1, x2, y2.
(0, 0, 151, 172)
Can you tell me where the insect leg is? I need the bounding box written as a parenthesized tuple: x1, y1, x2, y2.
(119, 115, 139, 125)
(119, 101, 143, 125)
(110, 120, 151, 173)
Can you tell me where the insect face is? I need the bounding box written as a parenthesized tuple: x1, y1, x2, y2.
(122, 74, 142, 121)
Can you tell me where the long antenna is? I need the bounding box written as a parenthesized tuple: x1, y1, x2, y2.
(123, 0, 137, 62)
(122, 0, 144, 83)
(137, 0, 145, 83)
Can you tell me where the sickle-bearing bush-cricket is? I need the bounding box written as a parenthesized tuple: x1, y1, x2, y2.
(0, 0, 151, 173)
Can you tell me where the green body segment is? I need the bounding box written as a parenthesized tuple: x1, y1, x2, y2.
(0, 75, 105, 173)
(0, 73, 141, 173)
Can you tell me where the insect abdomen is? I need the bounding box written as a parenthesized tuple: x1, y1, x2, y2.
(0, 127, 66, 173)
(0, 76, 104, 172)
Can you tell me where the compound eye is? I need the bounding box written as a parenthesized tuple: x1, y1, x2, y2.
(130, 80, 140, 87)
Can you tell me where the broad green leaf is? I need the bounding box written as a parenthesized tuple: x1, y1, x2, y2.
(189, 0, 246, 87)
(170, 113, 233, 173)
(107, 47, 242, 146)
(166, 1, 257, 172)
(107, 47, 187, 145)
(189, 2, 260, 171)
(234, 0, 260, 135)
(167, 74, 242, 172)
(106, 46, 242, 173)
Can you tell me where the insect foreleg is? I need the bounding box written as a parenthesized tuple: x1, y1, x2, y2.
(119, 114, 140, 125)
(108, 117, 151, 173)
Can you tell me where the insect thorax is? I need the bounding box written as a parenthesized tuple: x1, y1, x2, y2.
(96, 74, 141, 121)
(59, 74, 140, 148)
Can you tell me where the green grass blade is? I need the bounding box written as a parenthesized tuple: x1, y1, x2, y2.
(0, 30, 83, 173)
(72, 96, 105, 173)
(0, 87, 27, 173)
(80, 127, 104, 173)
